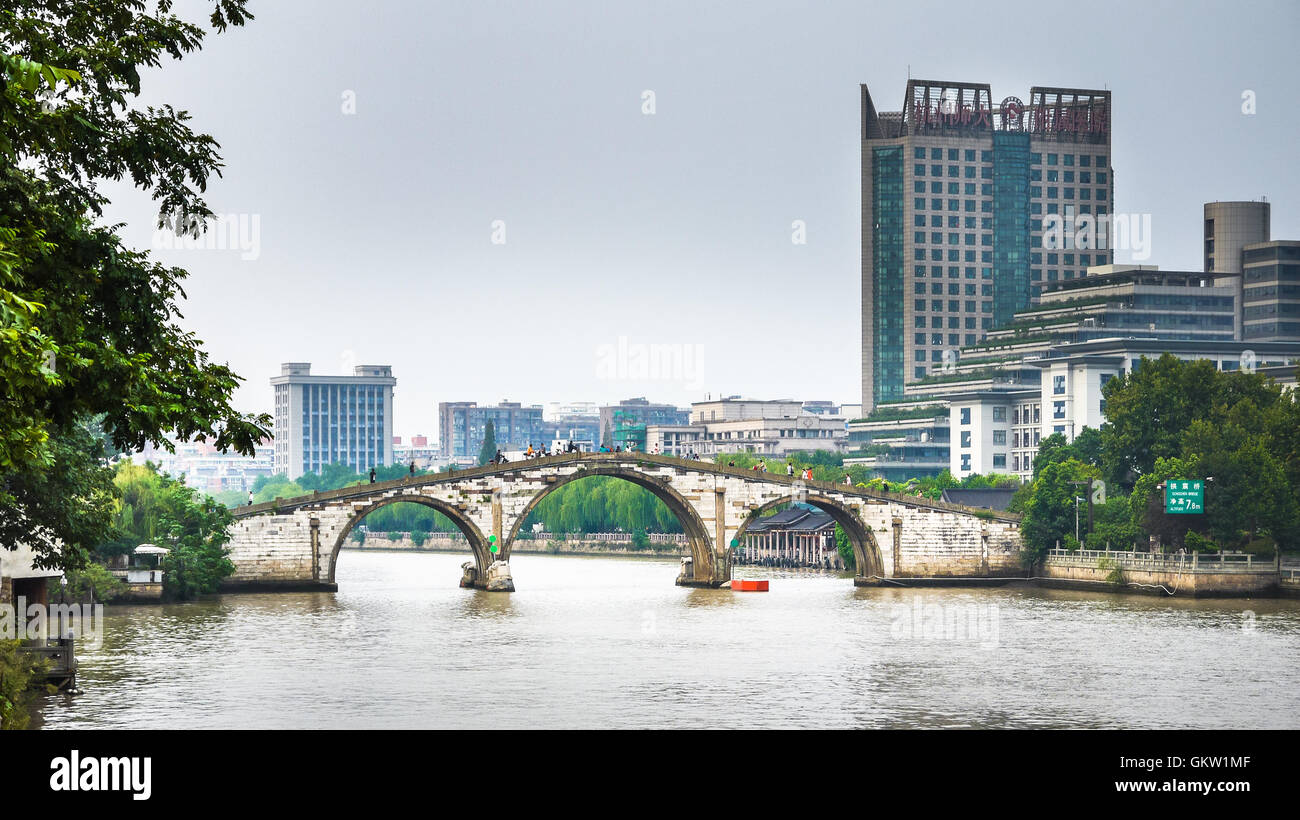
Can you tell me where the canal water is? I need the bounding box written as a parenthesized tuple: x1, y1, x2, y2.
(35, 550, 1300, 729)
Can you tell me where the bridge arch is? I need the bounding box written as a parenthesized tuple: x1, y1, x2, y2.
(502, 467, 715, 576)
(733, 494, 884, 578)
(327, 494, 492, 584)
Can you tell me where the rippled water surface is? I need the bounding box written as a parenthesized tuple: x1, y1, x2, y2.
(36, 549, 1300, 729)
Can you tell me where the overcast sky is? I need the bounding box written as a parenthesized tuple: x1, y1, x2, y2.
(99, 0, 1300, 440)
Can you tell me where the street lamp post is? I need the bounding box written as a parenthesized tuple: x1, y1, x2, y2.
(1069, 478, 1093, 541)
(1074, 496, 1083, 546)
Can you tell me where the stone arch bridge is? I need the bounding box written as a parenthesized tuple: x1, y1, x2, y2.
(225, 452, 1023, 591)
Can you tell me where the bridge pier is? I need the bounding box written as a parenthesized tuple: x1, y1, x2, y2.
(674, 551, 732, 589)
(458, 560, 515, 591)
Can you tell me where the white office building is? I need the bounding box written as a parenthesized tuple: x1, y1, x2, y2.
(271, 363, 396, 480)
(645, 398, 848, 457)
(948, 338, 1300, 481)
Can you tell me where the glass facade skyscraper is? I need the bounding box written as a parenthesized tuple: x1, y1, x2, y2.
(861, 80, 1114, 410)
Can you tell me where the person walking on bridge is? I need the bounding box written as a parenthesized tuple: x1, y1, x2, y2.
(369, 467, 376, 484)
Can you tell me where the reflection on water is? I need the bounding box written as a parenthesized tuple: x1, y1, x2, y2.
(35, 549, 1300, 729)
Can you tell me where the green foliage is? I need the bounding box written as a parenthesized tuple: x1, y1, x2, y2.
(62, 562, 126, 603)
(859, 405, 948, 423)
(0, 639, 51, 730)
(0, 1, 266, 571)
(1095, 555, 1125, 586)
(410, 531, 427, 547)
(1129, 455, 1200, 550)
(834, 523, 855, 571)
(107, 461, 235, 600)
(522, 476, 684, 534)
(1180, 416, 1299, 549)
(1100, 354, 1285, 490)
(363, 502, 457, 534)
(1013, 356, 1300, 556)
(1020, 458, 1100, 564)
(1183, 530, 1217, 553)
(631, 528, 650, 551)
(252, 474, 307, 504)
(478, 420, 497, 467)
(0, 421, 118, 571)
(1083, 495, 1141, 551)
(296, 462, 366, 493)
(1032, 427, 1102, 478)
(211, 489, 247, 509)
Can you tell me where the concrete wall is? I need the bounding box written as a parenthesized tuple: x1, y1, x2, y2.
(1042, 561, 1278, 597)
(0, 542, 63, 605)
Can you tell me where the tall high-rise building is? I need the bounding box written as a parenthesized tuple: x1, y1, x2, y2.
(861, 79, 1114, 410)
(271, 363, 396, 479)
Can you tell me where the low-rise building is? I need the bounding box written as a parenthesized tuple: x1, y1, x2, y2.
(948, 338, 1300, 481)
(0, 543, 61, 607)
(845, 401, 951, 481)
(140, 438, 275, 495)
(646, 398, 847, 457)
(438, 400, 547, 465)
(737, 507, 843, 569)
(393, 435, 440, 470)
(598, 398, 689, 449)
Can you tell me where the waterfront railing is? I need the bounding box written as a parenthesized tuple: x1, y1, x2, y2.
(1046, 548, 1272, 573)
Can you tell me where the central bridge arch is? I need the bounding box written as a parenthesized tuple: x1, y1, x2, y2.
(502, 466, 716, 578)
(326, 495, 492, 585)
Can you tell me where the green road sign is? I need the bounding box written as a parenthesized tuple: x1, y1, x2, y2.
(1165, 479, 1204, 514)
